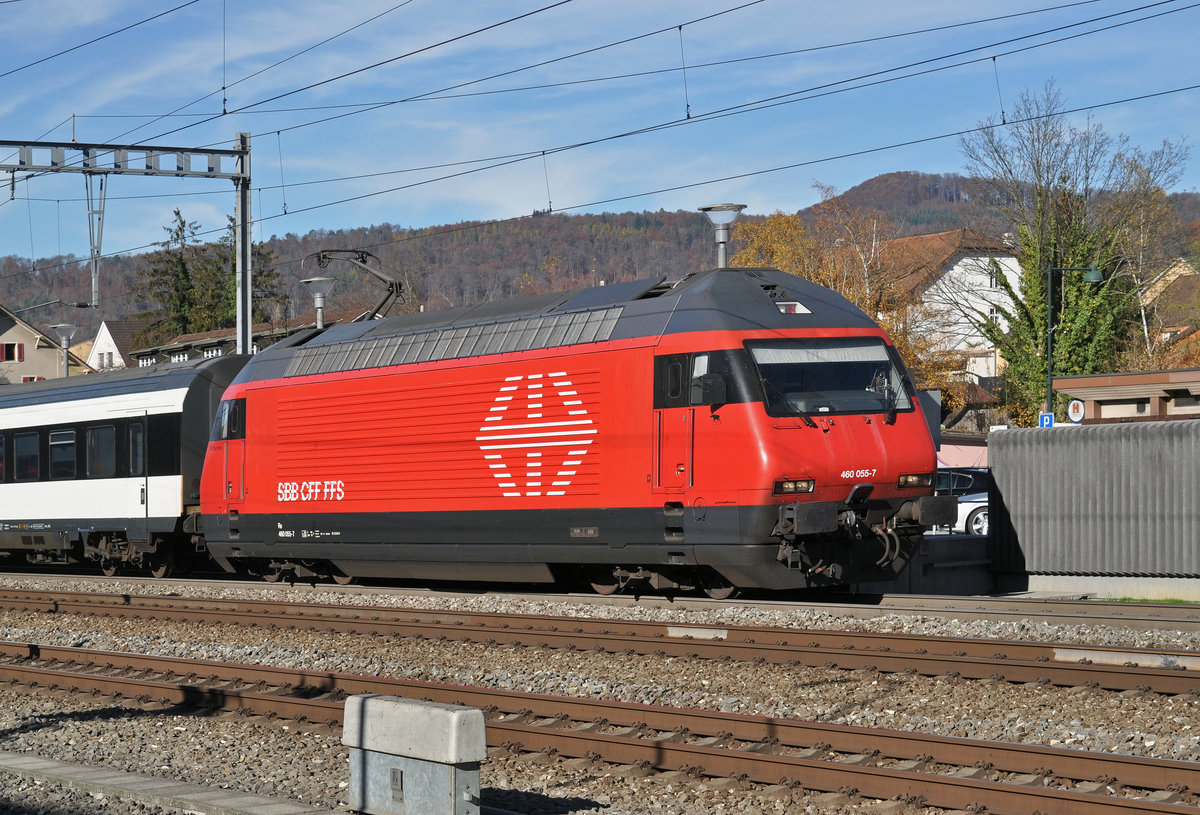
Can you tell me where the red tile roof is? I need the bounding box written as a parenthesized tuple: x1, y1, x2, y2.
(877, 228, 1012, 298)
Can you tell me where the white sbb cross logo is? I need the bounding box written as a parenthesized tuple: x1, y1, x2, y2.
(477, 372, 595, 497)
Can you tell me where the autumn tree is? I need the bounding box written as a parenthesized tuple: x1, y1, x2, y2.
(1118, 184, 1189, 367)
(517, 254, 573, 295)
(960, 81, 1188, 423)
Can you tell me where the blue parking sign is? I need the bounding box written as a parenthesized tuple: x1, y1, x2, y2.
(1038, 412, 1054, 427)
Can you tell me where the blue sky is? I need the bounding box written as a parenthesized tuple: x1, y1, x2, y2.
(1, 0, 1197, 267)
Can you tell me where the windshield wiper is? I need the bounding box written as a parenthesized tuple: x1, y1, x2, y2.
(870, 367, 898, 425)
(761, 378, 817, 427)
(883, 382, 898, 425)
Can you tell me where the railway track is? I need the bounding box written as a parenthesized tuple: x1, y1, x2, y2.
(805, 592, 1200, 632)
(4, 589, 1198, 695)
(3, 570, 1198, 631)
(0, 640, 1196, 814)
(570, 588, 1200, 632)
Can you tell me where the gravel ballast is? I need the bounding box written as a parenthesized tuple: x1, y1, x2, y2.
(1, 575, 1198, 814)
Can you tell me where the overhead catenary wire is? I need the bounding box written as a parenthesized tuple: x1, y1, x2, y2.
(1, 0, 1195, 292)
(993, 57, 1007, 123)
(277, 132, 288, 216)
(10, 0, 1189, 211)
(104, 0, 421, 146)
(0, 0, 200, 81)
(218, 0, 1145, 144)
(28, 0, 1118, 144)
(7, 79, 1197, 295)
(130, 0, 580, 147)
(677, 26, 691, 119)
(9, 0, 1189, 206)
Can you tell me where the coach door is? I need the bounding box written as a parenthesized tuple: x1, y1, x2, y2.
(218, 398, 246, 502)
(127, 417, 150, 543)
(655, 409, 693, 491)
(653, 354, 695, 492)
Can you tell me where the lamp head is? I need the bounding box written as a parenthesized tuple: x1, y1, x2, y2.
(301, 276, 335, 298)
(699, 203, 746, 226)
(50, 323, 77, 344)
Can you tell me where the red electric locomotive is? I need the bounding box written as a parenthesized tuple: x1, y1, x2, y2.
(199, 266, 956, 594)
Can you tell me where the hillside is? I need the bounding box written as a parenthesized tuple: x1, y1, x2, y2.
(3, 172, 1197, 341)
(803, 171, 973, 234)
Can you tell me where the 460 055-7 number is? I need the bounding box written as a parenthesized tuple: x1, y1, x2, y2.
(839, 469, 877, 479)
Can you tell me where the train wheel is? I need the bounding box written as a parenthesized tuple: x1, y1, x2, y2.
(148, 553, 176, 579)
(100, 560, 120, 577)
(589, 569, 622, 595)
(261, 568, 284, 583)
(331, 572, 356, 586)
(698, 570, 739, 600)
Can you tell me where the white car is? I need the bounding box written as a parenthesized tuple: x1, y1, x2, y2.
(953, 491, 988, 536)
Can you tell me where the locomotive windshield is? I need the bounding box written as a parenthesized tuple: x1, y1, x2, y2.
(748, 337, 913, 417)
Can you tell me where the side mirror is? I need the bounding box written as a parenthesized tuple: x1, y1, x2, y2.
(917, 389, 942, 449)
(690, 372, 727, 408)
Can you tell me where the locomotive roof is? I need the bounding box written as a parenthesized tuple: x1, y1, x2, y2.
(237, 267, 880, 383)
(0, 355, 246, 410)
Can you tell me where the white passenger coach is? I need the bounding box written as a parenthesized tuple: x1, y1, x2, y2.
(0, 356, 245, 576)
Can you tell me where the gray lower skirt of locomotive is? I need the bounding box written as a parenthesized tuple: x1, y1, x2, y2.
(204, 496, 950, 588)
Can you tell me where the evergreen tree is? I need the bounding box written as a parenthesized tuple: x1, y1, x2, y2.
(135, 209, 204, 347)
(135, 210, 287, 348)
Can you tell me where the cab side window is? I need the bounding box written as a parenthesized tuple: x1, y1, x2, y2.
(212, 398, 246, 441)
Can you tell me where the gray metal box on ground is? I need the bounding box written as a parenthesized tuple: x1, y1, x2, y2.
(343, 694, 487, 815)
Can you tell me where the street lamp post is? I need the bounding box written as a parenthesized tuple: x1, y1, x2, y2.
(1045, 264, 1103, 417)
(50, 323, 76, 378)
(301, 276, 335, 329)
(699, 203, 746, 269)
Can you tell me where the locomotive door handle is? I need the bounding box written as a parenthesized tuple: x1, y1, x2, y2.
(226, 481, 232, 497)
(140, 486, 146, 505)
(676, 464, 686, 474)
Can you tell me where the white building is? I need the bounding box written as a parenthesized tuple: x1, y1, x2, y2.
(886, 229, 1022, 385)
(86, 315, 158, 371)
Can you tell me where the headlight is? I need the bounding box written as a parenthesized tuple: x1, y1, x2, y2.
(774, 478, 815, 495)
(898, 473, 934, 488)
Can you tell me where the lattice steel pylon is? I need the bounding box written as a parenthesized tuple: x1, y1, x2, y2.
(84, 171, 106, 309)
(1, 134, 254, 354)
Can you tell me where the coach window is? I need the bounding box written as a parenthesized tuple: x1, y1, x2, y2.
(87, 425, 117, 478)
(129, 422, 145, 477)
(50, 430, 76, 479)
(14, 432, 38, 481)
(148, 414, 181, 476)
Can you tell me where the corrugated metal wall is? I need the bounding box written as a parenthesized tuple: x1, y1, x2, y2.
(990, 422, 1200, 576)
